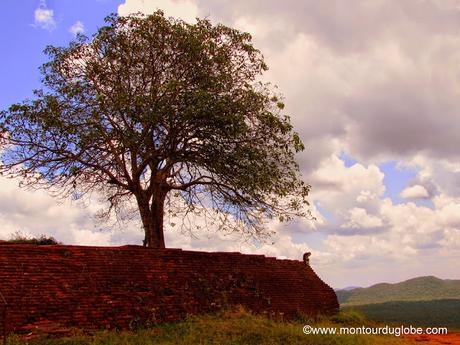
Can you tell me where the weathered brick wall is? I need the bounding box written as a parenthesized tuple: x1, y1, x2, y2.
(0, 244, 338, 333)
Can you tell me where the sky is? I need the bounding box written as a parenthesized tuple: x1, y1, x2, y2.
(1, 0, 460, 289)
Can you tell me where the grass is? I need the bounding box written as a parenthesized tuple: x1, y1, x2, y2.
(5, 307, 412, 345)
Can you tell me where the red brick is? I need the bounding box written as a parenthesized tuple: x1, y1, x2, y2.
(0, 245, 338, 335)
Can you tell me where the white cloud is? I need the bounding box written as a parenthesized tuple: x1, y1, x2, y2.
(118, 0, 199, 23)
(438, 203, 460, 228)
(34, 1, 56, 31)
(341, 207, 383, 230)
(411, 156, 460, 197)
(307, 154, 385, 229)
(0, 173, 129, 245)
(69, 21, 85, 36)
(400, 184, 430, 199)
(356, 190, 377, 204)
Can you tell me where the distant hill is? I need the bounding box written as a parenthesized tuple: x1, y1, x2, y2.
(337, 276, 460, 306)
(335, 286, 361, 291)
(342, 299, 460, 329)
(338, 276, 460, 329)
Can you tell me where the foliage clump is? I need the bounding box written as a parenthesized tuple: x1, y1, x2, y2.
(5, 231, 61, 245)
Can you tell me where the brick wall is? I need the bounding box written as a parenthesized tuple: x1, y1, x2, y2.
(0, 244, 338, 334)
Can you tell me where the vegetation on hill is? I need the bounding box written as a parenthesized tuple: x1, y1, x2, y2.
(6, 308, 410, 345)
(343, 299, 460, 329)
(337, 276, 460, 305)
(337, 276, 460, 330)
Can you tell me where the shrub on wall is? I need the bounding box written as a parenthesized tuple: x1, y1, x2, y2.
(5, 231, 61, 245)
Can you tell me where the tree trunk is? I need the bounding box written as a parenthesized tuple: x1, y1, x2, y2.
(136, 190, 166, 248)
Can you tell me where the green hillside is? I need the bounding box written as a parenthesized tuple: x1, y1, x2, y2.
(337, 276, 460, 305)
(342, 299, 460, 329)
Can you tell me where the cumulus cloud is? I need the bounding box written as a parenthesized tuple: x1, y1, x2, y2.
(438, 203, 460, 228)
(410, 156, 460, 197)
(400, 185, 430, 199)
(190, 0, 460, 164)
(307, 154, 385, 229)
(341, 208, 384, 231)
(69, 21, 85, 36)
(34, 0, 56, 31)
(118, 0, 199, 23)
(0, 174, 143, 246)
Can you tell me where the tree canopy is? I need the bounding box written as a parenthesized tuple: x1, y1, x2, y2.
(0, 11, 310, 248)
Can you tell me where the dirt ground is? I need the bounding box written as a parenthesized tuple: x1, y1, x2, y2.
(405, 332, 460, 344)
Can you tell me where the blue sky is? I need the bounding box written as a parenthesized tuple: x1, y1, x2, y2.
(1, 0, 460, 288)
(0, 0, 119, 108)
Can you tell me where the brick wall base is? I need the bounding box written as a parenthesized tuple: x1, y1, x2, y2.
(0, 244, 338, 334)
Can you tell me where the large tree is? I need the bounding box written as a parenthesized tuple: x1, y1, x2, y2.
(0, 12, 310, 248)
